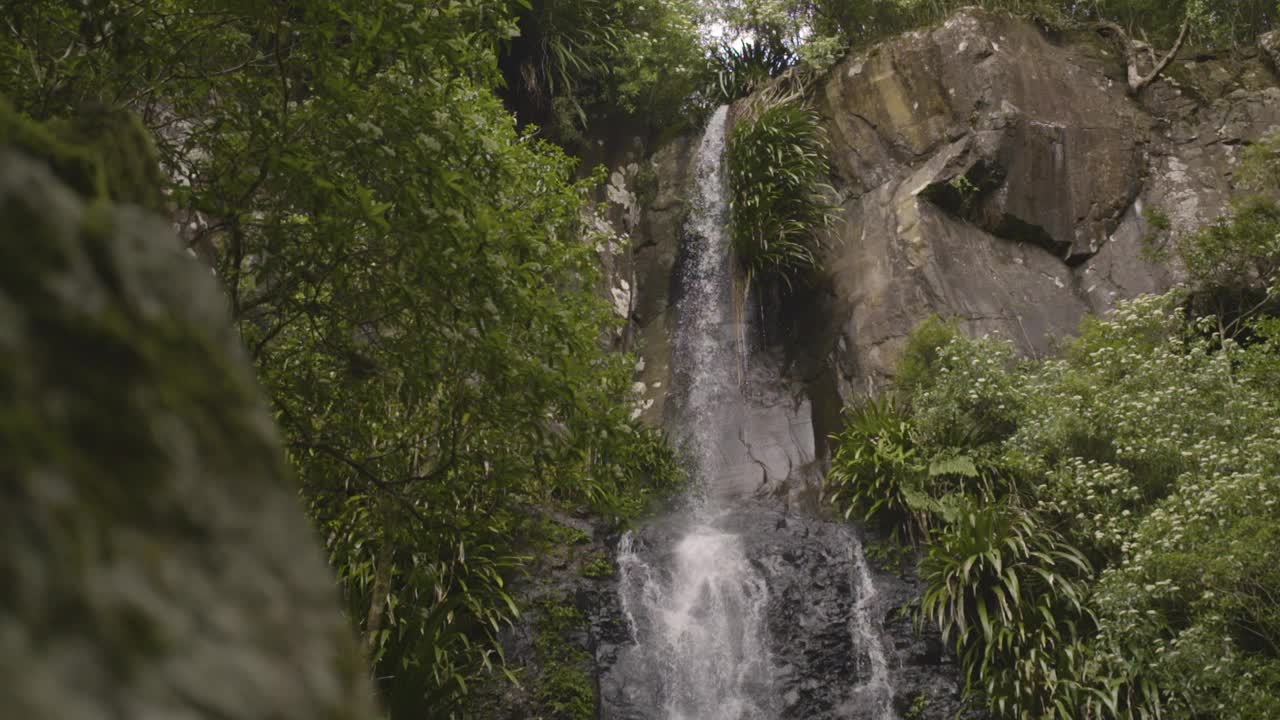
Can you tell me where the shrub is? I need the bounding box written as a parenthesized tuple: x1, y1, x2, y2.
(893, 315, 961, 404)
(830, 292, 1280, 718)
(920, 501, 1094, 719)
(710, 35, 796, 104)
(827, 395, 929, 541)
(1177, 196, 1280, 331)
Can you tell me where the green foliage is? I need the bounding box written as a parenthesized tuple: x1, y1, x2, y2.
(579, 553, 617, 578)
(710, 35, 796, 103)
(1173, 130, 1280, 336)
(904, 693, 931, 720)
(726, 84, 837, 287)
(1239, 131, 1280, 193)
(502, 0, 711, 138)
(906, 326, 1024, 450)
(1174, 128, 1280, 333)
(827, 395, 929, 541)
(1140, 206, 1173, 264)
(1180, 198, 1280, 295)
(921, 501, 1094, 718)
(531, 598, 594, 719)
(0, 1, 683, 716)
(831, 288, 1280, 717)
(893, 314, 961, 403)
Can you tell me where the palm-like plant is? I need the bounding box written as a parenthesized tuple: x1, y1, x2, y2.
(920, 502, 1095, 718)
(828, 393, 996, 542)
(710, 35, 796, 103)
(726, 84, 836, 288)
(827, 395, 930, 541)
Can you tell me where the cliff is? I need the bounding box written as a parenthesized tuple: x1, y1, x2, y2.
(617, 6, 1280, 446)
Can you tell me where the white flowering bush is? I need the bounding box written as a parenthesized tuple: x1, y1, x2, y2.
(830, 293, 1280, 718)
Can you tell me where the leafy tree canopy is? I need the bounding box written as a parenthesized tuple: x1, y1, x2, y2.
(1, 0, 682, 715)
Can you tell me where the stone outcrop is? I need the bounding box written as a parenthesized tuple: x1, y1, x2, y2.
(1262, 30, 1280, 73)
(811, 8, 1280, 394)
(614, 8, 1280, 423)
(0, 122, 375, 719)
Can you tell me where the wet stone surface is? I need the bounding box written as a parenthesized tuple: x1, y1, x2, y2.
(595, 504, 968, 720)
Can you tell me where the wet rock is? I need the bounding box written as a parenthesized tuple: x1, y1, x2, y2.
(621, 134, 698, 427)
(0, 136, 374, 719)
(598, 505, 966, 720)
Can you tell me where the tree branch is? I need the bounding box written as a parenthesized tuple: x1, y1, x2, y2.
(1135, 15, 1192, 94)
(1096, 15, 1192, 95)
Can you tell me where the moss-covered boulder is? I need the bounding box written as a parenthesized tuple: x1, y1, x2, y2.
(0, 97, 165, 211)
(0, 125, 375, 716)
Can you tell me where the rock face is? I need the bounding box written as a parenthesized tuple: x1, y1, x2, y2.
(0, 138, 375, 719)
(810, 8, 1280, 393)
(1262, 30, 1280, 73)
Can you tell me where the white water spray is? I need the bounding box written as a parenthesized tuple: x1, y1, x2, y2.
(614, 105, 899, 720)
(617, 105, 776, 719)
(847, 536, 896, 719)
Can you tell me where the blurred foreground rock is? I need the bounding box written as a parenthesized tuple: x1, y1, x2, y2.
(0, 108, 376, 720)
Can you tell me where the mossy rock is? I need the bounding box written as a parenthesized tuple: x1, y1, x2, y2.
(531, 599, 594, 720)
(0, 143, 375, 719)
(0, 95, 165, 211)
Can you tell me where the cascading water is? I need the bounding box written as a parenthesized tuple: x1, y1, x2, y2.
(616, 105, 775, 720)
(610, 105, 901, 720)
(847, 535, 896, 720)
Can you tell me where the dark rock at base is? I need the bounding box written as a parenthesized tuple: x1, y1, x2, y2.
(0, 142, 376, 719)
(596, 504, 969, 720)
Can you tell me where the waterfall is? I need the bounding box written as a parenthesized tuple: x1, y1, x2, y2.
(847, 534, 895, 720)
(616, 105, 775, 720)
(612, 105, 900, 720)
(667, 104, 754, 504)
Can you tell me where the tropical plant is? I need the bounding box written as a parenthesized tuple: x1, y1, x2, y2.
(726, 83, 836, 287)
(833, 274, 1280, 717)
(827, 395, 929, 541)
(500, 0, 710, 139)
(828, 392, 998, 543)
(920, 501, 1095, 718)
(710, 35, 796, 103)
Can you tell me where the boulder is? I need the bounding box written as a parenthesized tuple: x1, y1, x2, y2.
(1261, 30, 1280, 74)
(0, 122, 375, 719)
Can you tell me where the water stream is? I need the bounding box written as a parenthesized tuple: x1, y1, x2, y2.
(613, 105, 898, 720)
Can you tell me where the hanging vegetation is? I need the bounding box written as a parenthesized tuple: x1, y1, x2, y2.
(725, 84, 837, 287)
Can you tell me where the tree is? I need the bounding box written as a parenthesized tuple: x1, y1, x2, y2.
(0, 1, 681, 715)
